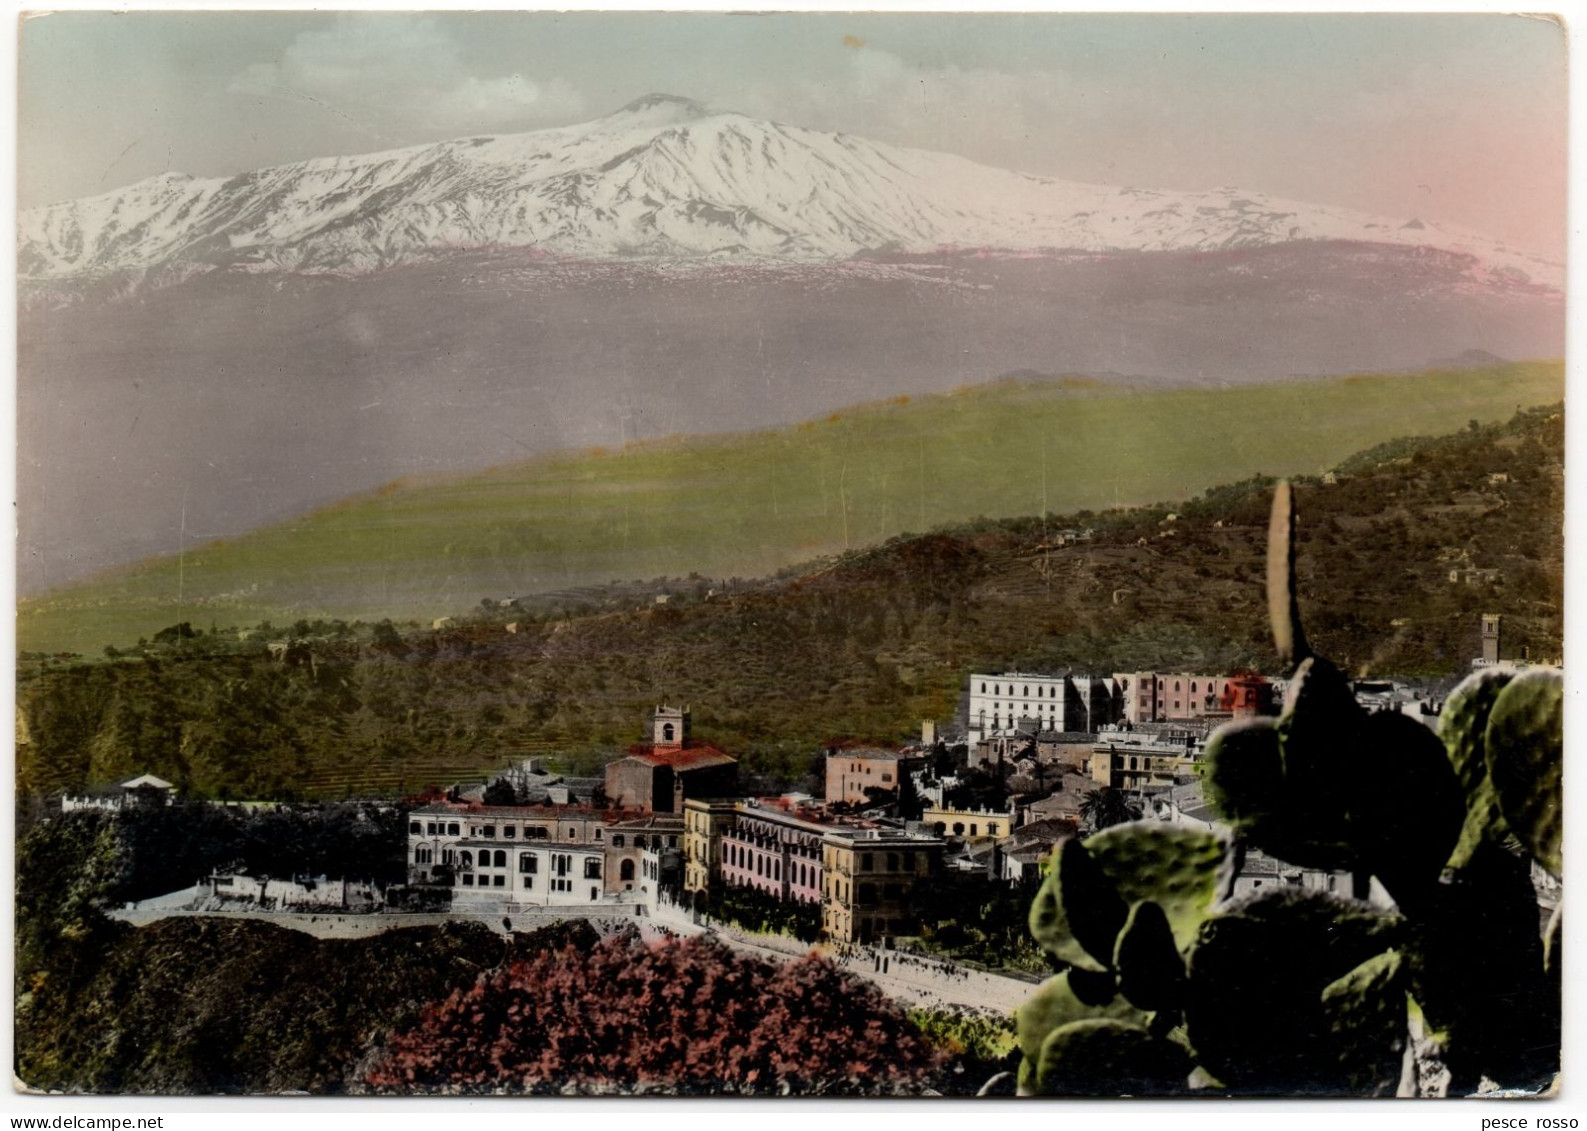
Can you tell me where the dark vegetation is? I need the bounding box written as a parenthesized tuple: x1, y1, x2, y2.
(14, 808, 972, 1095)
(363, 930, 941, 1095)
(697, 879, 823, 943)
(17, 407, 1563, 803)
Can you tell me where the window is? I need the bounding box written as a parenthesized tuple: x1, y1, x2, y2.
(613, 834, 625, 848)
(663, 722, 675, 742)
(970, 825, 979, 836)
(462, 874, 474, 886)
(494, 850, 506, 867)
(460, 851, 473, 868)
(953, 823, 965, 835)
(494, 875, 505, 888)
(523, 875, 533, 890)
(883, 883, 904, 900)
(636, 835, 648, 849)
(988, 823, 1000, 836)
(620, 859, 635, 881)
(857, 883, 877, 904)
(410, 821, 422, 834)
(520, 853, 537, 873)
(442, 848, 455, 864)
(861, 853, 874, 870)
(504, 825, 516, 839)
(448, 823, 460, 836)
(568, 828, 578, 841)
(415, 846, 432, 864)
(881, 773, 892, 783)
(426, 822, 437, 835)
(590, 887, 599, 901)
(594, 828, 603, 842)
(980, 682, 986, 692)
(584, 859, 601, 880)
(887, 853, 899, 871)
(669, 835, 678, 847)
(482, 825, 496, 838)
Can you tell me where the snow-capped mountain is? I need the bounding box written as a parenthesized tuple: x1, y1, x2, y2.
(18, 93, 1560, 290)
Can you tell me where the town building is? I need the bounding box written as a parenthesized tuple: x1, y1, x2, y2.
(820, 827, 945, 944)
(965, 672, 1123, 744)
(824, 748, 928, 808)
(1089, 733, 1201, 793)
(1113, 671, 1275, 725)
(921, 804, 1017, 841)
(406, 802, 660, 904)
(604, 706, 738, 813)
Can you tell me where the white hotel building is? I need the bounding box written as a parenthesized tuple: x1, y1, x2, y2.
(965, 671, 1122, 744)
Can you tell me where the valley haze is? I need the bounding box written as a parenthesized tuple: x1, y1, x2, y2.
(17, 92, 1564, 612)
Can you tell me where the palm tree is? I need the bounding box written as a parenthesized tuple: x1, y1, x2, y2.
(1080, 787, 1142, 833)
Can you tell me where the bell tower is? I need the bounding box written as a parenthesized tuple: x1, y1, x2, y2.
(652, 705, 691, 750)
(1481, 614, 1502, 665)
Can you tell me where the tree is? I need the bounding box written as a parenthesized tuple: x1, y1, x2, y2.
(482, 778, 519, 807)
(1079, 787, 1141, 833)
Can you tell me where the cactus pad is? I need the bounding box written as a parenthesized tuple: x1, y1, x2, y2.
(1033, 1019, 1191, 1096)
(1016, 969, 1145, 1066)
(1086, 823, 1233, 953)
(1028, 838, 1128, 971)
(1321, 950, 1408, 1095)
(1485, 668, 1563, 877)
(1113, 900, 1187, 1012)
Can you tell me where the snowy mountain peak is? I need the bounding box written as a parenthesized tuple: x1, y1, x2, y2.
(16, 97, 1562, 290)
(609, 92, 715, 124)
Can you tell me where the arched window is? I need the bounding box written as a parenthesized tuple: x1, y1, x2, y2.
(620, 859, 635, 881)
(460, 851, 473, 868)
(663, 723, 675, 742)
(494, 850, 506, 867)
(934, 822, 946, 834)
(953, 822, 965, 835)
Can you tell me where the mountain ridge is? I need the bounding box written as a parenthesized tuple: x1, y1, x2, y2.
(19, 93, 1560, 289)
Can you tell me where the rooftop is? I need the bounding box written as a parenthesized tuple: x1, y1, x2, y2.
(622, 743, 737, 770)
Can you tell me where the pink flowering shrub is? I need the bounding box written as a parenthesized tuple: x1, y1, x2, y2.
(365, 932, 942, 1095)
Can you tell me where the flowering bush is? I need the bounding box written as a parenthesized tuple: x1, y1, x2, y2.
(365, 931, 942, 1095)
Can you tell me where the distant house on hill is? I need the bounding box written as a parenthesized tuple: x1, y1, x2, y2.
(62, 772, 176, 813)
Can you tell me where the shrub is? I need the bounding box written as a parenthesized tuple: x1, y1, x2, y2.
(365, 931, 940, 1094)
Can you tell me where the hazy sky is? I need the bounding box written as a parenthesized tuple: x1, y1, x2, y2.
(17, 11, 1568, 254)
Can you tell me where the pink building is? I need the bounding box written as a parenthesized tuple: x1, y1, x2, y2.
(715, 799, 835, 905)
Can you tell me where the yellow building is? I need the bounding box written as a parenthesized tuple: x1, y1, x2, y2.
(682, 798, 741, 895)
(820, 829, 943, 944)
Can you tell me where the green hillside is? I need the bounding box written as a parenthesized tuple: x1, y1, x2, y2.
(17, 406, 1563, 803)
(19, 361, 1563, 655)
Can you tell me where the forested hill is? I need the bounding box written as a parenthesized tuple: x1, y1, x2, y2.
(17, 406, 1562, 802)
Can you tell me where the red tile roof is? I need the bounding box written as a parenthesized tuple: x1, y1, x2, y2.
(621, 743, 737, 770)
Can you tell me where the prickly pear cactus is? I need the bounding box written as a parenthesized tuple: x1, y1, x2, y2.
(1018, 824, 1231, 1094)
(1485, 667, 1563, 877)
(1018, 480, 1561, 1097)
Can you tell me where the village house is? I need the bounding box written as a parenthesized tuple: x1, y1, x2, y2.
(823, 748, 928, 807)
(921, 803, 1017, 841)
(62, 772, 176, 813)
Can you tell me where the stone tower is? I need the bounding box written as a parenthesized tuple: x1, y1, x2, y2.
(1481, 614, 1502, 665)
(652, 705, 691, 750)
